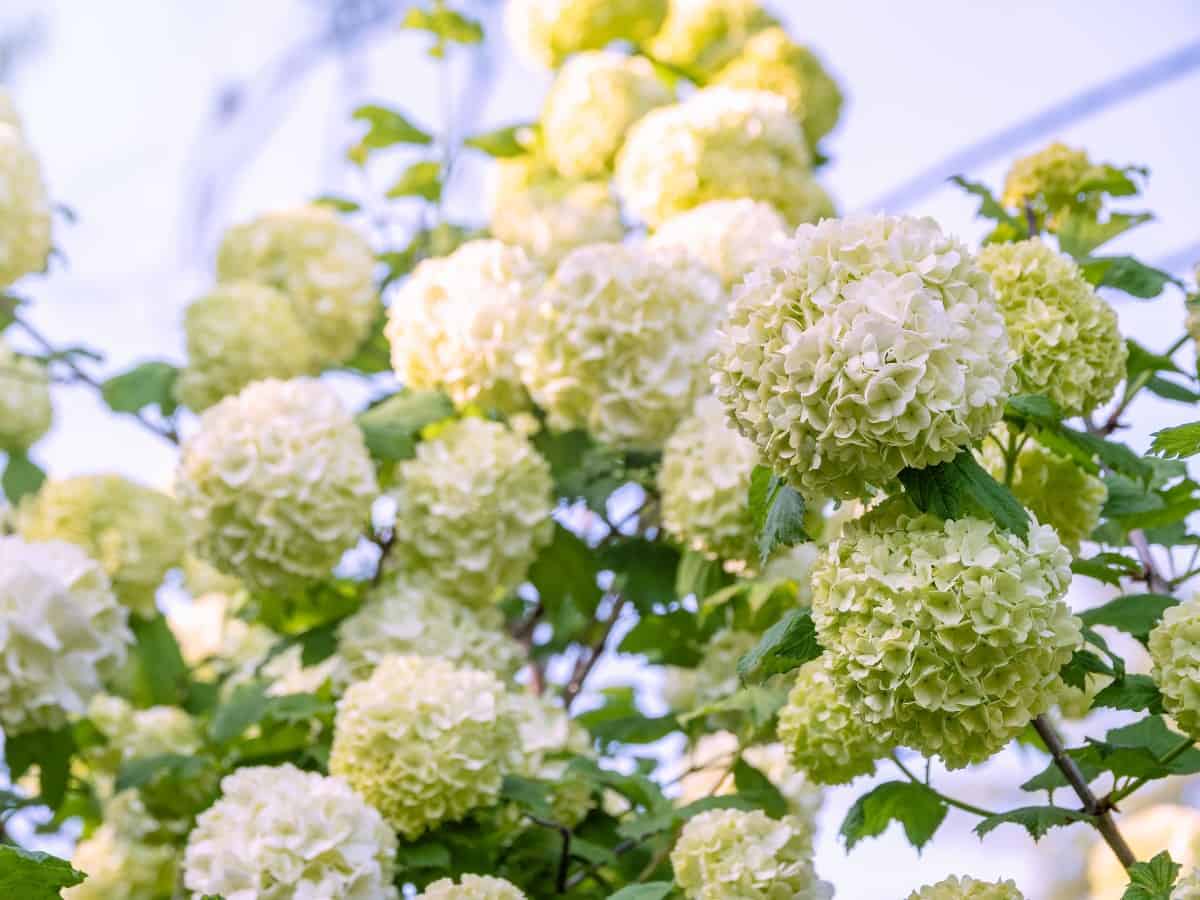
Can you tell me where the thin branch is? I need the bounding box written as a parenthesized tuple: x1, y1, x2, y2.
(564, 595, 628, 709)
(891, 753, 998, 818)
(527, 816, 572, 893)
(1104, 737, 1196, 808)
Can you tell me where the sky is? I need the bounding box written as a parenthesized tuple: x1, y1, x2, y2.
(4, 1, 1200, 896)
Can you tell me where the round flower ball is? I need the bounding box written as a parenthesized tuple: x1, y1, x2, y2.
(1149, 597, 1200, 736)
(175, 378, 377, 593)
(670, 808, 832, 900)
(176, 281, 319, 411)
(183, 763, 398, 900)
(215, 204, 378, 366)
(521, 242, 723, 449)
(505, 0, 667, 69)
(419, 876, 527, 899)
(0, 536, 131, 734)
(650, 199, 789, 290)
(509, 692, 594, 826)
(1002, 141, 1098, 226)
(616, 88, 826, 228)
(648, 0, 778, 75)
(387, 417, 553, 607)
(86, 694, 201, 771)
(386, 240, 544, 414)
(0, 337, 51, 451)
(978, 238, 1126, 417)
(907, 876, 1026, 900)
(0, 123, 51, 288)
(329, 655, 519, 839)
(712, 213, 1014, 499)
(713, 28, 844, 148)
(18, 474, 186, 617)
(811, 500, 1081, 769)
(1087, 804, 1200, 900)
(542, 51, 671, 179)
(778, 658, 889, 785)
(65, 825, 178, 900)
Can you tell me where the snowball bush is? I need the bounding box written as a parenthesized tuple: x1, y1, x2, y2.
(907, 876, 1026, 900)
(419, 876, 527, 899)
(648, 0, 778, 74)
(65, 825, 178, 900)
(650, 198, 789, 290)
(0, 123, 51, 288)
(0, 337, 51, 451)
(505, 0, 666, 68)
(1149, 597, 1200, 737)
(508, 692, 594, 825)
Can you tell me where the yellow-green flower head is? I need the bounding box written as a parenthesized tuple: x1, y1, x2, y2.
(418, 875, 528, 900)
(387, 417, 553, 607)
(670, 808, 833, 900)
(542, 51, 672, 179)
(713, 28, 844, 148)
(489, 155, 625, 266)
(215, 205, 378, 366)
(337, 577, 527, 683)
(1149, 597, 1200, 737)
(978, 429, 1107, 553)
(650, 199, 790, 290)
(176, 378, 377, 593)
(18, 474, 186, 617)
(0, 123, 51, 288)
(811, 501, 1081, 769)
(1174, 868, 1200, 900)
(0, 536, 130, 734)
(86, 693, 201, 772)
(521, 242, 724, 449)
(978, 238, 1126, 417)
(616, 88, 826, 228)
(64, 824, 178, 900)
(648, 0, 778, 75)
(1001, 141, 1098, 225)
(176, 281, 320, 411)
(659, 395, 759, 568)
(778, 658, 890, 785)
(0, 337, 51, 451)
(181, 552, 244, 598)
(508, 692, 594, 825)
(907, 876, 1026, 900)
(330, 655, 519, 839)
(711, 213, 1015, 499)
(505, 0, 667, 69)
(183, 763, 398, 900)
(662, 628, 757, 712)
(386, 240, 544, 414)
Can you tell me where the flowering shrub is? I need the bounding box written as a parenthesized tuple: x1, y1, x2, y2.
(649, 198, 789, 290)
(907, 876, 1025, 899)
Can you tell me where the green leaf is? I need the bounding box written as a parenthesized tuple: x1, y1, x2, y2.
(355, 389, 454, 462)
(1151, 422, 1200, 459)
(1093, 675, 1164, 714)
(1145, 375, 1200, 404)
(0, 846, 85, 899)
(1123, 850, 1181, 900)
(1060, 648, 1114, 689)
(1004, 395, 1153, 483)
(402, 5, 484, 50)
(394, 839, 452, 871)
(0, 293, 22, 332)
(736, 608, 821, 685)
(1080, 255, 1179, 299)
(680, 684, 789, 731)
(675, 550, 733, 602)
(1127, 339, 1187, 379)
(1104, 474, 1167, 518)
(115, 752, 207, 792)
(974, 805, 1088, 840)
(209, 680, 270, 744)
(348, 104, 431, 164)
(2, 451, 45, 503)
(618, 795, 754, 840)
(501, 774, 556, 820)
(949, 176, 1026, 234)
(4, 727, 74, 810)
(576, 687, 677, 746)
(1073, 163, 1146, 197)
(732, 758, 788, 818)
(1071, 552, 1142, 587)
(101, 361, 178, 417)
(127, 614, 191, 706)
(1079, 593, 1177, 642)
(750, 468, 808, 565)
(464, 123, 534, 157)
(839, 781, 947, 851)
(529, 524, 603, 647)
(1057, 211, 1152, 257)
(899, 449, 1029, 538)
(619, 609, 708, 666)
(386, 160, 442, 202)
(608, 884, 674, 900)
(312, 194, 361, 213)
(602, 538, 680, 613)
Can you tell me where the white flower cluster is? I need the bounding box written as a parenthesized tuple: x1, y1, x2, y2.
(906, 876, 1026, 900)
(0, 119, 51, 288)
(418, 875, 528, 899)
(167, 590, 274, 672)
(0, 337, 51, 451)
(650, 198, 790, 290)
(663, 629, 757, 713)
(65, 823, 178, 900)
(509, 692, 594, 825)
(1149, 597, 1200, 737)
(86, 693, 201, 771)
(505, 0, 666, 68)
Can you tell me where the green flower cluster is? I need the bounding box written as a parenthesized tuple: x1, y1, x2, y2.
(0, 338, 51, 451)
(505, 0, 666, 68)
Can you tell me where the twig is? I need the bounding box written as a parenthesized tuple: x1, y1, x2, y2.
(1103, 737, 1196, 808)
(1129, 529, 1172, 594)
(891, 753, 998, 818)
(564, 595, 627, 708)
(527, 816, 572, 893)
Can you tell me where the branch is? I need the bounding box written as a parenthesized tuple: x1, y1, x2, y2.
(527, 816, 572, 893)
(564, 595, 627, 709)
(1103, 736, 1196, 808)
(891, 753, 998, 818)
(1129, 529, 1172, 594)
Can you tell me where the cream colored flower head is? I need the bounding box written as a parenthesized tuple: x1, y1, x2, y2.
(505, 0, 667, 68)
(907, 875, 1026, 900)
(418, 875, 528, 899)
(1149, 597, 1200, 737)
(811, 500, 1080, 769)
(86, 693, 201, 771)
(1002, 141, 1098, 226)
(1088, 804, 1200, 900)
(978, 238, 1126, 417)
(386, 239, 544, 414)
(183, 763, 398, 900)
(616, 88, 826, 227)
(0, 536, 131, 734)
(0, 338, 51, 451)
(713, 27, 844, 148)
(330, 654, 519, 839)
(0, 123, 51, 288)
(176, 378, 377, 592)
(18, 474, 186, 617)
(671, 808, 833, 900)
(216, 204, 378, 366)
(648, 0, 778, 74)
(522, 242, 723, 449)
(650, 199, 790, 290)
(1175, 868, 1200, 900)
(176, 281, 320, 411)
(662, 628, 757, 713)
(64, 825, 178, 900)
(387, 417, 553, 607)
(712, 213, 1014, 499)
(508, 691, 594, 825)
(542, 51, 672, 178)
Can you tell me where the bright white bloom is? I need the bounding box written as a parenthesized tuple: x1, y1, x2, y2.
(0, 123, 51, 288)
(671, 808, 832, 899)
(167, 591, 274, 671)
(87, 693, 201, 770)
(386, 240, 544, 414)
(650, 199, 789, 290)
(505, 0, 666, 68)
(261, 644, 348, 696)
(183, 764, 398, 900)
(1149, 597, 1200, 736)
(662, 629, 757, 713)
(712, 214, 1014, 498)
(648, 0, 778, 74)
(64, 825, 178, 900)
(176, 378, 377, 592)
(0, 337, 51, 451)
(542, 51, 671, 178)
(1087, 805, 1200, 900)
(906, 876, 1026, 899)
(418, 875, 527, 899)
(329, 655, 519, 839)
(508, 692, 594, 825)
(522, 242, 723, 448)
(216, 205, 378, 366)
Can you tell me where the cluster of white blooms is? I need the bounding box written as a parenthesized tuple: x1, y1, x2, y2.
(648, 0, 778, 74)
(18, 474, 186, 617)
(387, 417, 553, 606)
(662, 629, 757, 713)
(907, 876, 1026, 900)
(811, 501, 1080, 769)
(1176, 870, 1200, 900)
(1149, 597, 1200, 736)
(419, 876, 528, 899)
(176, 281, 319, 410)
(167, 590, 274, 672)
(176, 378, 377, 592)
(617, 88, 827, 227)
(1002, 141, 1099, 225)
(386, 240, 544, 414)
(0, 337, 51, 451)
(505, 0, 666, 68)
(64, 824, 178, 900)
(0, 120, 51, 288)
(86, 694, 201, 770)
(978, 239, 1126, 416)
(330, 655, 518, 839)
(0, 537, 130, 734)
(671, 808, 832, 899)
(650, 198, 789, 290)
(1087, 805, 1200, 900)
(216, 205, 378, 366)
(542, 51, 671, 178)
(522, 242, 723, 448)
(508, 692, 594, 825)
(712, 214, 1014, 498)
(183, 764, 398, 900)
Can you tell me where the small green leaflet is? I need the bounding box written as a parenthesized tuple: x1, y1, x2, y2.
(2, 451, 45, 504)
(1056, 210, 1152, 258)
(115, 753, 208, 793)
(101, 360, 178, 417)
(312, 194, 360, 213)
(1151, 422, 1200, 459)
(4, 727, 73, 810)
(348, 104, 431, 164)
(732, 758, 788, 819)
(617, 795, 755, 840)
(500, 774, 556, 821)
(1071, 552, 1142, 587)
(607, 884, 674, 900)
(1078, 593, 1177, 642)
(464, 123, 534, 157)
(947, 175, 1026, 243)
(840, 781, 947, 851)
(386, 160, 442, 202)
(973, 806, 1088, 840)
(1079, 255, 1179, 299)
(1122, 851, 1181, 900)
(401, 5, 484, 56)
(0, 846, 85, 899)
(748, 465, 808, 564)
(1092, 674, 1164, 714)
(736, 608, 821, 685)
(355, 390, 454, 461)
(898, 449, 1029, 538)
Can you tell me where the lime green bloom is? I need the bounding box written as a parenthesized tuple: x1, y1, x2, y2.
(505, 0, 667, 68)
(0, 338, 51, 451)
(0, 123, 51, 288)
(1001, 141, 1098, 226)
(648, 0, 778, 75)
(1149, 597, 1200, 737)
(907, 876, 1026, 900)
